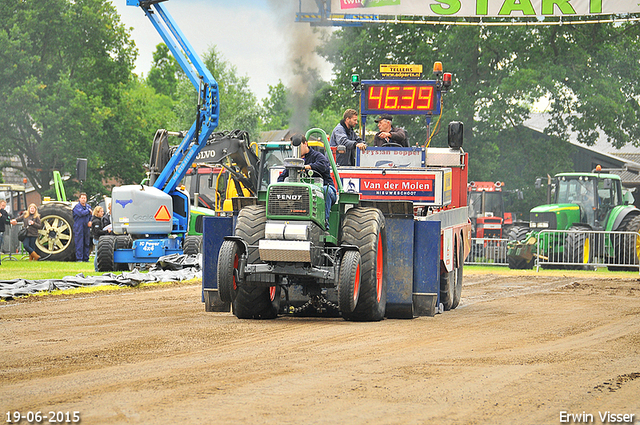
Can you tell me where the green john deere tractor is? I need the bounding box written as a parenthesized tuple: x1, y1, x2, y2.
(507, 171, 640, 269)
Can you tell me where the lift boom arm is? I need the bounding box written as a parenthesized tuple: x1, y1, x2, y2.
(126, 0, 220, 194)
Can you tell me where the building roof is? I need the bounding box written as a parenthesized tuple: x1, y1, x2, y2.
(258, 130, 292, 144)
(0, 156, 31, 187)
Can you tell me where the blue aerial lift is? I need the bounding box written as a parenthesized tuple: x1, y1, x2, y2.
(96, 0, 220, 271)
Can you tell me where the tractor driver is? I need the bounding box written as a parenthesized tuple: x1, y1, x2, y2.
(373, 114, 408, 147)
(578, 181, 596, 224)
(278, 134, 337, 228)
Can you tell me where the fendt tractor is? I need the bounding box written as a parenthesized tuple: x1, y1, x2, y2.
(507, 169, 640, 270)
(95, 0, 257, 271)
(202, 63, 472, 321)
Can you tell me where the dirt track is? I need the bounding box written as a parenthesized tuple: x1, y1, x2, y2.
(1, 271, 639, 425)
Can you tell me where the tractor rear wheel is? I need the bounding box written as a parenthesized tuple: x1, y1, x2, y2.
(218, 240, 240, 303)
(440, 268, 455, 311)
(440, 242, 463, 312)
(565, 225, 593, 270)
(507, 225, 534, 269)
(610, 214, 640, 271)
(451, 257, 463, 310)
(338, 250, 361, 318)
(340, 207, 387, 321)
(233, 205, 279, 319)
(35, 203, 75, 261)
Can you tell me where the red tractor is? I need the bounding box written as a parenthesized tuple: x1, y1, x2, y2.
(467, 181, 515, 262)
(467, 181, 515, 238)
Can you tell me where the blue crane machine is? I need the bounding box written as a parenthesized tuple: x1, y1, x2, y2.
(96, 0, 219, 270)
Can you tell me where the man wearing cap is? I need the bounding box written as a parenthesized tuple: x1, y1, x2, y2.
(373, 114, 408, 147)
(278, 134, 337, 228)
(330, 108, 367, 166)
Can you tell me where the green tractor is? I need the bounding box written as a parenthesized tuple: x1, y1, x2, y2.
(216, 129, 388, 321)
(507, 171, 640, 269)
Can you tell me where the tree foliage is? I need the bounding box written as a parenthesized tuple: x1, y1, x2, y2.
(318, 21, 640, 214)
(260, 81, 291, 131)
(259, 80, 342, 138)
(535, 23, 640, 148)
(0, 0, 137, 197)
(146, 43, 180, 99)
(100, 78, 176, 188)
(171, 46, 260, 140)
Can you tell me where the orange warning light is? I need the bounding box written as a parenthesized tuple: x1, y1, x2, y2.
(154, 205, 171, 222)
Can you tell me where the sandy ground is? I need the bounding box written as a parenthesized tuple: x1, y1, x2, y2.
(1, 271, 639, 425)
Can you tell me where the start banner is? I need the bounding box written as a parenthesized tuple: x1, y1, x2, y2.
(335, 0, 640, 18)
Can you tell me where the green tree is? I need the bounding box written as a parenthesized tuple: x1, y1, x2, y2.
(318, 22, 640, 215)
(307, 82, 343, 137)
(260, 79, 340, 137)
(146, 43, 180, 99)
(260, 81, 291, 131)
(535, 23, 640, 148)
(171, 46, 260, 140)
(99, 78, 176, 189)
(0, 0, 136, 197)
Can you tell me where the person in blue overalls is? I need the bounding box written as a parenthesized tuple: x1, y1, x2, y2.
(72, 193, 92, 262)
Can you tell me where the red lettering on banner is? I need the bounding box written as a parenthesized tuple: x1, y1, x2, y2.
(341, 0, 362, 9)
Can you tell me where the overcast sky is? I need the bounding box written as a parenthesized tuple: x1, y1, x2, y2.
(111, 0, 333, 102)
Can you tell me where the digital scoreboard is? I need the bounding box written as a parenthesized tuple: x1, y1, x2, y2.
(361, 80, 442, 116)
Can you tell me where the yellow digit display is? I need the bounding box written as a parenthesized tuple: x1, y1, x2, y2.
(368, 86, 383, 109)
(364, 82, 437, 114)
(417, 86, 433, 109)
(383, 86, 400, 109)
(400, 86, 416, 109)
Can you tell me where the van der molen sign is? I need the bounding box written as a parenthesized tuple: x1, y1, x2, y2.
(337, 0, 640, 17)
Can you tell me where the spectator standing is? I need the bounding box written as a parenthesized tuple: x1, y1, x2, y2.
(0, 199, 10, 257)
(10, 203, 42, 261)
(73, 193, 92, 262)
(91, 206, 110, 271)
(330, 108, 367, 166)
(103, 201, 112, 230)
(373, 114, 408, 147)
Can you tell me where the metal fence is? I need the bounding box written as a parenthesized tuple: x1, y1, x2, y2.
(0, 226, 26, 261)
(465, 238, 509, 265)
(465, 230, 640, 273)
(534, 229, 640, 272)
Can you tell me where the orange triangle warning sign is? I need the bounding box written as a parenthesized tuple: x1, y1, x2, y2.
(154, 205, 171, 222)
